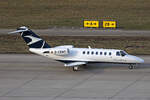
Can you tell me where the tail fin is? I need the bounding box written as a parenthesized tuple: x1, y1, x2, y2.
(9, 26, 51, 48)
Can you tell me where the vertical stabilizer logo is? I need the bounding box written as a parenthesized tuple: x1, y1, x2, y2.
(24, 35, 42, 45)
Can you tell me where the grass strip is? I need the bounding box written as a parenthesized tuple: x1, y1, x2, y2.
(0, 35, 150, 55)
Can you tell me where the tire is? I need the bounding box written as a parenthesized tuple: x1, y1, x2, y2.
(128, 64, 134, 69)
(73, 66, 78, 71)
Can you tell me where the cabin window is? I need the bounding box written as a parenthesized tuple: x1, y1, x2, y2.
(116, 51, 120, 56)
(91, 51, 94, 55)
(100, 52, 102, 55)
(104, 52, 107, 55)
(109, 52, 112, 55)
(96, 52, 98, 55)
(87, 51, 90, 55)
(83, 51, 85, 54)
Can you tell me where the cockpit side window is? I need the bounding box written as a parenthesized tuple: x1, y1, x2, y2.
(120, 51, 127, 56)
(116, 51, 120, 56)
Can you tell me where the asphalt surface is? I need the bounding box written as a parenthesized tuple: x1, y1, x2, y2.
(1, 28, 150, 36)
(0, 54, 150, 100)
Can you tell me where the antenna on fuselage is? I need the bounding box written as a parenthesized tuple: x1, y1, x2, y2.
(88, 46, 91, 49)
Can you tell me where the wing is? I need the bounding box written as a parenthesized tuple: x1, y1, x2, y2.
(64, 62, 87, 67)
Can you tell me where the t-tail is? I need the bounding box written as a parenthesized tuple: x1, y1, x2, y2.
(9, 26, 51, 48)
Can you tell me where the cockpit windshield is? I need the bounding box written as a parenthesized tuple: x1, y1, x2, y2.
(120, 51, 128, 56)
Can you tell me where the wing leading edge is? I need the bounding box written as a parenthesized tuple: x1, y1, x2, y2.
(64, 62, 87, 67)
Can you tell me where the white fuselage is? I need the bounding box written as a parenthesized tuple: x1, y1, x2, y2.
(29, 46, 144, 65)
(9, 26, 144, 70)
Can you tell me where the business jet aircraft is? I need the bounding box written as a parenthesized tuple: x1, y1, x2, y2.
(9, 26, 144, 71)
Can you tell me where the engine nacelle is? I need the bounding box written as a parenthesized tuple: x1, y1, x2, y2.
(49, 48, 69, 56)
(54, 45, 74, 48)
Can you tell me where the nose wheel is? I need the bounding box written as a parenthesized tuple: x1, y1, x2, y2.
(128, 64, 135, 69)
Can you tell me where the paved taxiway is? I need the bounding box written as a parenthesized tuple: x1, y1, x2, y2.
(0, 54, 150, 100)
(1, 28, 150, 36)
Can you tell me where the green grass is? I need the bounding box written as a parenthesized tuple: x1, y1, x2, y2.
(0, 35, 150, 55)
(0, 0, 150, 29)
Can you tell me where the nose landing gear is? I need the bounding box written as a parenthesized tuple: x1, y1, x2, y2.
(128, 64, 135, 69)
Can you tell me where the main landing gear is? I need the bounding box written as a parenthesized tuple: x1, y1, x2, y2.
(73, 66, 79, 71)
(128, 64, 136, 69)
(72, 64, 87, 71)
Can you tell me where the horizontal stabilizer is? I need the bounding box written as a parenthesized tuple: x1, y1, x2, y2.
(8, 30, 28, 34)
(9, 26, 29, 34)
(64, 62, 87, 67)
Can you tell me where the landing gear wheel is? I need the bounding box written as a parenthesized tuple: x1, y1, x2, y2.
(73, 66, 79, 71)
(128, 64, 135, 69)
